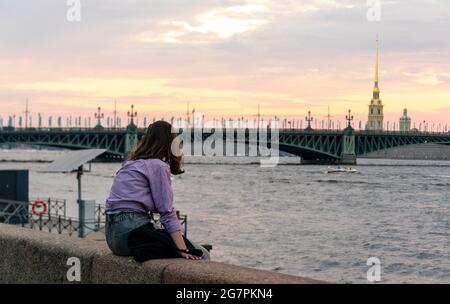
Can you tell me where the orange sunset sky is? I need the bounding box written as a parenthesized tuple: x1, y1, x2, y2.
(1, 0, 449, 127)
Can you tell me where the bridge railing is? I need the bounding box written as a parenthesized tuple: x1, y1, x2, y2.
(353, 130, 450, 136)
(2, 126, 449, 135)
(0, 127, 129, 133)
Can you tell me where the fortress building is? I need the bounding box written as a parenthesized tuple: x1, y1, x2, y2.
(399, 108, 412, 132)
(366, 36, 384, 131)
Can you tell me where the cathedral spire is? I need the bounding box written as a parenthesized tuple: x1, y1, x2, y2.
(373, 34, 380, 100)
(367, 34, 384, 131)
(375, 34, 379, 87)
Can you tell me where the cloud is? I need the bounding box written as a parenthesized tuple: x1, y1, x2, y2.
(403, 71, 450, 86)
(135, 3, 271, 44)
(10, 77, 308, 106)
(133, 0, 363, 46)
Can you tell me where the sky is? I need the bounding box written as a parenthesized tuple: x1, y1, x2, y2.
(1, 0, 450, 128)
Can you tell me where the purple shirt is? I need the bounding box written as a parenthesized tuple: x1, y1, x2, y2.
(106, 158, 182, 233)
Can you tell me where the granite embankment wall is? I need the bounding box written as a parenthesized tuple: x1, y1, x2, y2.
(0, 224, 324, 284)
(362, 143, 450, 160)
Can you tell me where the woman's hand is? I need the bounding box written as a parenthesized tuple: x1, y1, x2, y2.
(170, 230, 202, 260)
(181, 252, 202, 260)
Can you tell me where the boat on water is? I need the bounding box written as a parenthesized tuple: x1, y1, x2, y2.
(326, 166, 358, 174)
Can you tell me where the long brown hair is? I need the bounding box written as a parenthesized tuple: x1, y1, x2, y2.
(129, 120, 184, 175)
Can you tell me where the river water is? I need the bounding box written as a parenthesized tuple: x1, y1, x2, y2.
(1, 149, 450, 283)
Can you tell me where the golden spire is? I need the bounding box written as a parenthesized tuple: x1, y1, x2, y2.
(372, 34, 380, 101)
(375, 34, 379, 87)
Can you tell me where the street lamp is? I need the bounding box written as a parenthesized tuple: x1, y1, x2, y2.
(127, 104, 137, 126)
(94, 107, 104, 128)
(345, 109, 354, 130)
(305, 111, 313, 131)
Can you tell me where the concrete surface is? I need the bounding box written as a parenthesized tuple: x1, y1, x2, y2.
(0, 224, 326, 284)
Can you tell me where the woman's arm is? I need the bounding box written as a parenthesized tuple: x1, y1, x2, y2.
(148, 164, 201, 260)
(170, 230, 202, 260)
(170, 230, 187, 250)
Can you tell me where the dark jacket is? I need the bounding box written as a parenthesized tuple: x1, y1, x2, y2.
(127, 223, 203, 262)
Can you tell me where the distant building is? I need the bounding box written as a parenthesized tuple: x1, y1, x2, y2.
(399, 108, 411, 132)
(367, 36, 384, 131)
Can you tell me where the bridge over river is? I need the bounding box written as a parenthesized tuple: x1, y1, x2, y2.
(1, 125, 449, 164)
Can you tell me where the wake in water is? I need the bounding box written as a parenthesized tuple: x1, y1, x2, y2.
(315, 179, 383, 186)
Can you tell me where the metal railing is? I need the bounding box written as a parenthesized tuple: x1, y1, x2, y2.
(2, 125, 449, 135)
(30, 197, 67, 218)
(0, 198, 188, 237)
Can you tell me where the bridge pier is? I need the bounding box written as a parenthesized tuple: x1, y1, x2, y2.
(340, 128, 357, 165)
(124, 124, 138, 158)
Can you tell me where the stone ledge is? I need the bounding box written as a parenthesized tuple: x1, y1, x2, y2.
(0, 224, 326, 284)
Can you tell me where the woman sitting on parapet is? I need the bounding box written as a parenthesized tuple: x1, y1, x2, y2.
(105, 120, 209, 261)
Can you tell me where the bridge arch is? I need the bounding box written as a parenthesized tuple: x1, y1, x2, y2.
(0, 130, 127, 158)
(278, 143, 340, 161)
(355, 133, 450, 156)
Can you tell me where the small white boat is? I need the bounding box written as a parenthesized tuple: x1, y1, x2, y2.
(326, 166, 358, 174)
